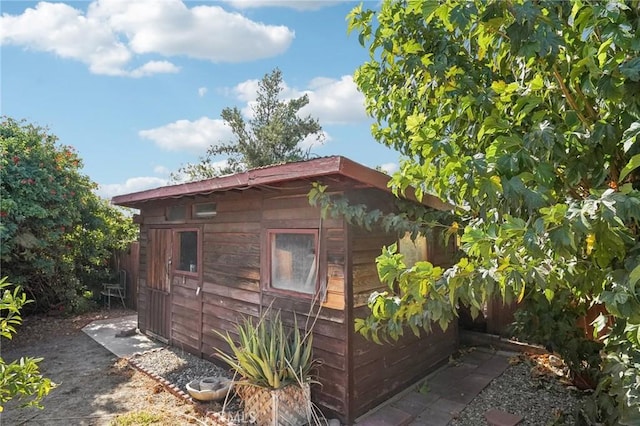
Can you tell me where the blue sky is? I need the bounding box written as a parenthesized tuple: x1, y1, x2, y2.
(2, 0, 399, 199)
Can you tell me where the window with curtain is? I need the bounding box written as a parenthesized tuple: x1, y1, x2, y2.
(268, 230, 318, 295)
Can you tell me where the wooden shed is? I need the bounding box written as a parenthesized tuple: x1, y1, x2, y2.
(112, 156, 458, 424)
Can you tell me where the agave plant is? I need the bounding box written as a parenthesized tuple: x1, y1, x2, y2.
(214, 310, 315, 389)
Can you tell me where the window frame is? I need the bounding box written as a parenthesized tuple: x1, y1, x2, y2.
(165, 204, 188, 223)
(172, 227, 201, 278)
(264, 228, 320, 298)
(192, 202, 217, 219)
(398, 232, 429, 267)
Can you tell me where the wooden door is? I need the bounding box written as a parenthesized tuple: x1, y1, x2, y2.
(145, 228, 172, 342)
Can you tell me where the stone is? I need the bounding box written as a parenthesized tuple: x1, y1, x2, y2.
(484, 409, 524, 426)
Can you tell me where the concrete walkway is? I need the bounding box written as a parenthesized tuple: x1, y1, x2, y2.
(81, 314, 162, 358)
(83, 316, 511, 426)
(355, 349, 512, 426)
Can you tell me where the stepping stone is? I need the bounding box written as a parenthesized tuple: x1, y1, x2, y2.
(357, 406, 413, 426)
(484, 409, 523, 426)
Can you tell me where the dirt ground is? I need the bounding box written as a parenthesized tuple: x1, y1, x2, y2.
(1, 309, 212, 426)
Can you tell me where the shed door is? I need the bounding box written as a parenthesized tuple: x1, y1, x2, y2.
(145, 228, 172, 341)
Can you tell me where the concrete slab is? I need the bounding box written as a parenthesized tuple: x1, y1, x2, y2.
(356, 405, 413, 426)
(390, 391, 431, 416)
(357, 350, 512, 426)
(82, 314, 163, 358)
(478, 355, 510, 375)
(408, 406, 453, 426)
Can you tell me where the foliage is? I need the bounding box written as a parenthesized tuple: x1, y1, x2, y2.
(0, 117, 138, 313)
(0, 277, 55, 411)
(110, 410, 164, 426)
(174, 68, 324, 181)
(214, 310, 315, 389)
(347, 1, 640, 424)
(511, 290, 603, 387)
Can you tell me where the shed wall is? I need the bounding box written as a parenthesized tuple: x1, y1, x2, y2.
(349, 224, 458, 420)
(137, 187, 349, 420)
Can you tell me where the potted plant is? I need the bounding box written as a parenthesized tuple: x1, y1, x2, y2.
(214, 310, 317, 426)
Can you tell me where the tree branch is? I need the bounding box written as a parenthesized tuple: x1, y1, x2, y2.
(553, 65, 591, 127)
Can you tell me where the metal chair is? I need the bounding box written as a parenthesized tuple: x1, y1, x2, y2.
(101, 269, 127, 309)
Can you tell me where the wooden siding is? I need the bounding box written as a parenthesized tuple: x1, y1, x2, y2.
(133, 180, 457, 425)
(348, 223, 459, 421)
(136, 187, 349, 421)
(350, 307, 457, 417)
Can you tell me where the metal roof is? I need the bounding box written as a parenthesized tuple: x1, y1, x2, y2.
(111, 156, 450, 211)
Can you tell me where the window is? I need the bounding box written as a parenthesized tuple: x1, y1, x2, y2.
(175, 230, 199, 273)
(166, 205, 187, 222)
(268, 230, 318, 295)
(398, 232, 428, 267)
(193, 202, 217, 218)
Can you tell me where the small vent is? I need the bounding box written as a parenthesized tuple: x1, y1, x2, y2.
(193, 202, 217, 218)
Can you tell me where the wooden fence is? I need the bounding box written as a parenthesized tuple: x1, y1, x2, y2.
(484, 298, 610, 341)
(116, 241, 140, 310)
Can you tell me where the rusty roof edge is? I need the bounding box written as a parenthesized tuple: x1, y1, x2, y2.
(336, 156, 453, 211)
(111, 155, 454, 212)
(112, 156, 345, 207)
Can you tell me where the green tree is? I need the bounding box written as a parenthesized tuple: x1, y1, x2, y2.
(346, 1, 640, 423)
(0, 277, 55, 411)
(0, 117, 137, 313)
(174, 68, 324, 181)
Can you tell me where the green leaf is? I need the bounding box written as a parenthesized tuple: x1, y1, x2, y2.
(619, 153, 640, 182)
(544, 288, 555, 302)
(622, 122, 640, 153)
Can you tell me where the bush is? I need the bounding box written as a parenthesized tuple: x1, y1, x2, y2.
(214, 310, 316, 389)
(0, 117, 137, 313)
(0, 277, 55, 411)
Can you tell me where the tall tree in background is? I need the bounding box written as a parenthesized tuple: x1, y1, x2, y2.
(0, 117, 137, 313)
(346, 1, 640, 423)
(175, 68, 324, 181)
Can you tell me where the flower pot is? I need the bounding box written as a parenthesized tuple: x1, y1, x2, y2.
(186, 377, 233, 402)
(236, 382, 311, 426)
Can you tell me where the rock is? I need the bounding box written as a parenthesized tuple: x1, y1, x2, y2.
(548, 355, 563, 368)
(115, 327, 137, 338)
(327, 419, 341, 426)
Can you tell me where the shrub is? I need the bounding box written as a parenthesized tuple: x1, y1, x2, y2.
(214, 310, 315, 389)
(0, 277, 55, 411)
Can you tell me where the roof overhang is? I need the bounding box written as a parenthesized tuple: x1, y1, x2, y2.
(111, 156, 451, 211)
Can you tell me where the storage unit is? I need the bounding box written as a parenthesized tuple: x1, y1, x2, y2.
(113, 156, 458, 424)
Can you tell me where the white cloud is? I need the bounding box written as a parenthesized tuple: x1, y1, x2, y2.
(301, 75, 367, 125)
(198, 87, 208, 97)
(139, 117, 234, 152)
(223, 0, 345, 10)
(229, 74, 367, 125)
(378, 162, 399, 175)
(300, 130, 331, 151)
(130, 60, 180, 78)
(142, 73, 364, 154)
(97, 176, 168, 199)
(0, 0, 294, 76)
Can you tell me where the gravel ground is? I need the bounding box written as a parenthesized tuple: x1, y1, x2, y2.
(133, 346, 587, 426)
(131, 347, 244, 418)
(451, 355, 588, 425)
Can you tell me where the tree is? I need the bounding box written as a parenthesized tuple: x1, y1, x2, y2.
(0, 117, 138, 313)
(0, 277, 55, 412)
(346, 1, 640, 423)
(174, 68, 324, 181)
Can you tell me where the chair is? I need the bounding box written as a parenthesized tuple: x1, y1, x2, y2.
(102, 269, 127, 309)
